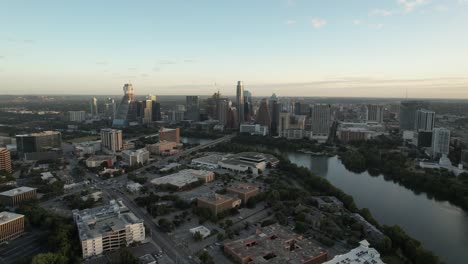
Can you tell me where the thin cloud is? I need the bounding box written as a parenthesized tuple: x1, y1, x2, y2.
(397, 0, 427, 12)
(285, 20, 296, 25)
(159, 60, 176, 65)
(353, 19, 362, 25)
(0, 56, 5, 59)
(95, 61, 108, 65)
(287, 0, 295, 7)
(311, 18, 327, 29)
(370, 9, 394, 16)
(184, 59, 196, 63)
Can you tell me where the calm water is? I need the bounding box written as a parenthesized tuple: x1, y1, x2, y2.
(180, 137, 212, 145)
(286, 153, 468, 264)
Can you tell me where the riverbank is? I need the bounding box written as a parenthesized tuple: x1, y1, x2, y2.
(207, 139, 442, 264)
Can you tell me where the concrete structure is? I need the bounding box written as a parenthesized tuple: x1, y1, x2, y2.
(185, 96, 200, 121)
(0, 212, 24, 242)
(189, 226, 211, 239)
(197, 194, 241, 215)
(240, 124, 268, 136)
(227, 183, 259, 203)
(366, 104, 384, 124)
(90, 97, 99, 116)
(146, 141, 178, 155)
(74, 140, 102, 157)
(279, 129, 313, 140)
(126, 182, 143, 193)
(324, 240, 384, 264)
(0, 187, 37, 206)
(224, 224, 328, 264)
(73, 200, 145, 259)
(432, 127, 450, 158)
(415, 109, 435, 132)
(68, 110, 87, 122)
(16, 131, 62, 160)
(236, 81, 245, 124)
(218, 152, 279, 175)
(0, 148, 12, 173)
(310, 104, 331, 137)
(113, 83, 136, 127)
(191, 154, 224, 169)
(400, 100, 425, 131)
(100, 129, 123, 153)
(159, 127, 180, 144)
(151, 169, 214, 189)
(122, 148, 150, 167)
(86, 155, 115, 168)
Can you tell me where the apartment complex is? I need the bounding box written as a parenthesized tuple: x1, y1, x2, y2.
(224, 224, 328, 264)
(197, 194, 241, 215)
(100, 129, 123, 152)
(68, 110, 87, 122)
(0, 212, 25, 242)
(0, 187, 37, 206)
(73, 200, 145, 259)
(0, 148, 12, 173)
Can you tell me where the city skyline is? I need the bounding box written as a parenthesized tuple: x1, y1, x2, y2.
(1, 0, 468, 98)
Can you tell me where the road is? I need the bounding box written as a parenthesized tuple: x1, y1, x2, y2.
(93, 134, 235, 263)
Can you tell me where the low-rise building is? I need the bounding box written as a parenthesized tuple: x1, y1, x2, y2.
(191, 154, 224, 169)
(40, 172, 57, 184)
(240, 124, 268, 136)
(227, 183, 259, 204)
(85, 155, 115, 168)
(218, 152, 279, 175)
(0, 212, 25, 242)
(0, 187, 37, 206)
(151, 169, 215, 190)
(74, 141, 101, 157)
(324, 240, 384, 264)
(122, 149, 150, 166)
(189, 226, 211, 239)
(197, 194, 241, 215)
(126, 182, 143, 193)
(73, 199, 145, 259)
(146, 141, 178, 155)
(224, 224, 328, 264)
(279, 129, 313, 140)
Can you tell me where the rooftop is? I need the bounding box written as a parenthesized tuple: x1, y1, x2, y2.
(198, 194, 237, 205)
(324, 240, 384, 264)
(0, 186, 36, 197)
(86, 155, 114, 161)
(0, 211, 24, 224)
(151, 169, 213, 188)
(16, 131, 60, 137)
(227, 183, 259, 194)
(222, 152, 279, 166)
(192, 154, 224, 165)
(224, 224, 327, 264)
(73, 199, 143, 241)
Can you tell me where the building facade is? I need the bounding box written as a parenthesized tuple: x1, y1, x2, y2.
(68, 111, 87, 122)
(236, 81, 245, 124)
(0, 212, 24, 242)
(100, 129, 123, 152)
(122, 149, 150, 166)
(310, 104, 331, 136)
(366, 104, 384, 124)
(399, 100, 425, 131)
(432, 127, 450, 158)
(197, 194, 241, 215)
(16, 131, 62, 160)
(113, 83, 136, 127)
(0, 187, 37, 206)
(414, 109, 435, 132)
(0, 148, 12, 173)
(185, 96, 200, 121)
(159, 127, 180, 144)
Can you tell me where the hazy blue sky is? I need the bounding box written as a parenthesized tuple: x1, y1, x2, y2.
(1, 0, 468, 98)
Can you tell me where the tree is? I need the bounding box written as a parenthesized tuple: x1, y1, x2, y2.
(198, 251, 215, 264)
(194, 231, 204, 241)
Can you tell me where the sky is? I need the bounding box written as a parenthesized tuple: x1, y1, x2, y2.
(1, 0, 468, 98)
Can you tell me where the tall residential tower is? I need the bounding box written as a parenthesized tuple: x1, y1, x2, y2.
(236, 81, 244, 125)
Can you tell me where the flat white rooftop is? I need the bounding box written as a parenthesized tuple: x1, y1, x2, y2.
(0, 187, 36, 197)
(0, 211, 24, 224)
(324, 240, 384, 264)
(151, 169, 213, 188)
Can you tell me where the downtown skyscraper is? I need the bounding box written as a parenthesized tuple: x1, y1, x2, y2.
(186, 96, 200, 121)
(113, 83, 136, 127)
(236, 81, 244, 125)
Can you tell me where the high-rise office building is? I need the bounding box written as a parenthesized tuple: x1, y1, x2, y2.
(217, 98, 231, 126)
(366, 105, 384, 123)
(236, 81, 245, 124)
(105, 97, 116, 119)
(400, 100, 425, 131)
(227, 107, 239, 129)
(142, 99, 153, 124)
(152, 101, 161, 122)
(269, 94, 280, 135)
(159, 128, 180, 144)
(90, 97, 98, 116)
(243, 90, 253, 121)
(278, 112, 291, 134)
(0, 148, 12, 173)
(310, 104, 331, 136)
(185, 96, 200, 121)
(113, 83, 136, 127)
(100, 128, 123, 152)
(432, 128, 450, 158)
(414, 109, 435, 132)
(68, 111, 86, 122)
(16, 131, 62, 160)
(256, 99, 271, 130)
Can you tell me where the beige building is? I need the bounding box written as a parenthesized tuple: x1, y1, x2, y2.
(227, 184, 260, 204)
(159, 127, 180, 144)
(0, 148, 12, 173)
(100, 129, 123, 152)
(197, 194, 241, 216)
(0, 187, 37, 206)
(146, 141, 178, 155)
(0, 212, 24, 242)
(73, 200, 145, 259)
(151, 169, 215, 190)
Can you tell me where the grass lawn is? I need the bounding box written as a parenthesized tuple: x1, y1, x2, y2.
(67, 135, 99, 143)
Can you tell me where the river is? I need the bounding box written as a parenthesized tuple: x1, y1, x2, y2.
(286, 153, 468, 264)
(180, 136, 213, 145)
